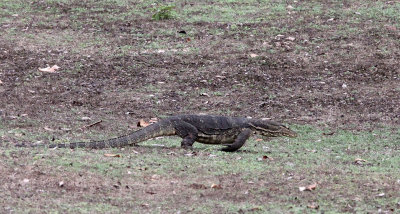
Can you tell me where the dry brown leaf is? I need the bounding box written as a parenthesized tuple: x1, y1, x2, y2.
(200, 92, 210, 97)
(104, 153, 121, 158)
(38, 65, 60, 73)
(151, 174, 160, 180)
(149, 118, 158, 124)
(286, 36, 296, 41)
(249, 207, 262, 211)
(44, 127, 56, 132)
(184, 152, 197, 156)
(307, 202, 319, 209)
(249, 53, 259, 58)
(211, 183, 223, 189)
(355, 158, 367, 162)
(255, 138, 263, 142)
(137, 119, 150, 127)
(354, 158, 367, 165)
(299, 183, 317, 191)
(258, 155, 273, 161)
(263, 155, 274, 160)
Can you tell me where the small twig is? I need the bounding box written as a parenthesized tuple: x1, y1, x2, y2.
(81, 120, 103, 129)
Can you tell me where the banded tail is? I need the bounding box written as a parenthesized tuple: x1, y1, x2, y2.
(15, 121, 176, 149)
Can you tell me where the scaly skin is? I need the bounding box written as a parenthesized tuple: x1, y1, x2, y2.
(15, 115, 297, 152)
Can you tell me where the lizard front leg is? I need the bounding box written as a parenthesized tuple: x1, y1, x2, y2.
(221, 128, 252, 152)
(174, 122, 199, 149)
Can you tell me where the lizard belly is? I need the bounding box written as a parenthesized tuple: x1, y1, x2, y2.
(196, 132, 237, 144)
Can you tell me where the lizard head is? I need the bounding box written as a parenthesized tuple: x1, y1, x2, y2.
(248, 120, 297, 138)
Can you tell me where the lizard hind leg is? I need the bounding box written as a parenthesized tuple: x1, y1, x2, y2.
(221, 128, 252, 152)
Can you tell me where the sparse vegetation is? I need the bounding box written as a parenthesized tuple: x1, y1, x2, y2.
(1, 0, 399, 213)
(152, 5, 176, 20)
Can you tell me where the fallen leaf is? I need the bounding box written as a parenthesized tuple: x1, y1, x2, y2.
(377, 193, 385, 197)
(354, 158, 367, 165)
(141, 203, 149, 208)
(258, 155, 273, 161)
(149, 118, 158, 124)
(151, 174, 160, 180)
(186, 37, 191, 42)
(286, 36, 296, 41)
(249, 207, 262, 211)
(200, 92, 210, 97)
(38, 65, 60, 73)
(307, 183, 317, 190)
(80, 116, 91, 121)
(137, 119, 150, 127)
(58, 181, 64, 187)
(299, 183, 317, 191)
(263, 155, 273, 160)
(307, 202, 319, 209)
(249, 53, 259, 58)
(255, 138, 263, 142)
(184, 152, 197, 156)
(322, 132, 335, 136)
(275, 34, 285, 40)
(44, 127, 56, 132)
(104, 153, 121, 158)
(211, 183, 223, 189)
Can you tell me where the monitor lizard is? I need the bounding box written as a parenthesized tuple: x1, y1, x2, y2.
(16, 114, 297, 152)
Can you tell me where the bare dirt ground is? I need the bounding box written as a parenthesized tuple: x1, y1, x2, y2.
(1, 3, 399, 132)
(1, 0, 400, 213)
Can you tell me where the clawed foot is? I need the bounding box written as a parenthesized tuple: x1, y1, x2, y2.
(220, 145, 239, 152)
(181, 145, 193, 150)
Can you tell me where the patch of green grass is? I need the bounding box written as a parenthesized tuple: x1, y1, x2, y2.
(3, 125, 400, 212)
(152, 5, 176, 20)
(357, 2, 400, 22)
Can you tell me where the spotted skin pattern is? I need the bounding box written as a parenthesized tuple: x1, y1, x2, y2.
(16, 115, 297, 152)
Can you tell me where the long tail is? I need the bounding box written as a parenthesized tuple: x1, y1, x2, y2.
(15, 121, 176, 149)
